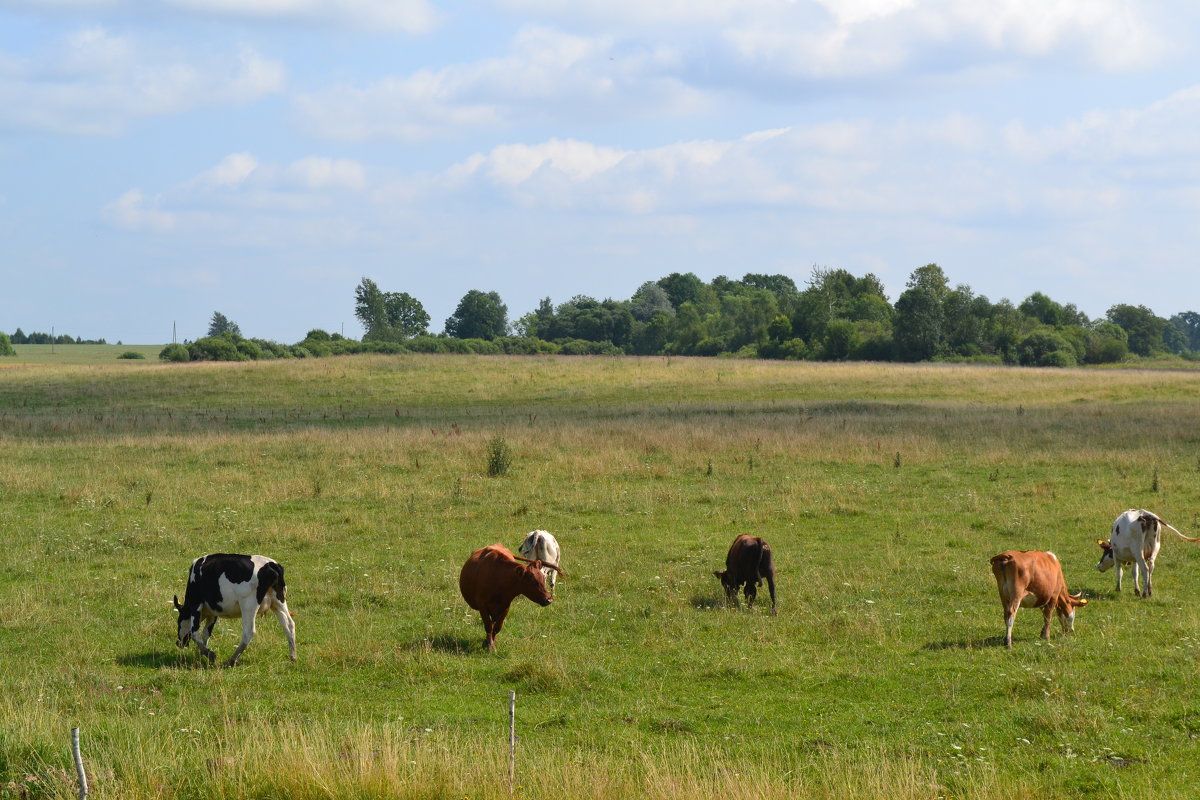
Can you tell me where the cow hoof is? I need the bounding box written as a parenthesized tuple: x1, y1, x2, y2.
(770, 608, 777, 616)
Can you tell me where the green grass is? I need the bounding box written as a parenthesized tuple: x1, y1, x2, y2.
(6, 344, 164, 365)
(3, 355, 1200, 798)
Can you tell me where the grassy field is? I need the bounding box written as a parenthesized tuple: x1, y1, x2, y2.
(5, 344, 164, 365)
(3, 354, 1200, 799)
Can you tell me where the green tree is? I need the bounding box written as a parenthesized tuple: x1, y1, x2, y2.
(893, 285, 944, 361)
(355, 277, 429, 340)
(1106, 304, 1166, 356)
(445, 290, 508, 340)
(1167, 311, 1200, 352)
(630, 282, 675, 322)
(208, 311, 241, 337)
(0, 332, 14, 356)
(656, 272, 706, 310)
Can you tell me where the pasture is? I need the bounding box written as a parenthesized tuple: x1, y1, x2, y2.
(2, 354, 1200, 799)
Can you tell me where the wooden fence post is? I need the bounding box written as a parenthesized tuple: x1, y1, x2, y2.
(508, 690, 516, 795)
(71, 727, 88, 800)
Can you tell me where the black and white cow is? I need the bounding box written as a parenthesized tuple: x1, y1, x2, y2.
(173, 553, 296, 667)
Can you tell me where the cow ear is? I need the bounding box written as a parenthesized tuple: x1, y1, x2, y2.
(173, 595, 182, 611)
(712, 571, 723, 580)
(1095, 539, 1108, 547)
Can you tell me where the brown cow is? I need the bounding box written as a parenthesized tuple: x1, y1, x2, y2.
(713, 534, 777, 615)
(459, 544, 561, 650)
(990, 550, 1088, 648)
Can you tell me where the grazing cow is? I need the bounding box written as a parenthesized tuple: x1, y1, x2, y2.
(459, 544, 560, 650)
(173, 553, 296, 667)
(1096, 509, 1200, 598)
(713, 534, 777, 615)
(990, 550, 1087, 648)
(518, 530, 562, 590)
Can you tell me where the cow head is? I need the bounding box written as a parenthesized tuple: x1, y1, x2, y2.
(713, 570, 738, 600)
(515, 558, 560, 606)
(1058, 591, 1089, 633)
(1095, 539, 1115, 572)
(173, 595, 197, 648)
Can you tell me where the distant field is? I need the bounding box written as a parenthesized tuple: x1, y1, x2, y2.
(5, 344, 164, 365)
(2, 355, 1200, 799)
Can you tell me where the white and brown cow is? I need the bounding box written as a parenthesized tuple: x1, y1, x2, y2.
(518, 530, 562, 590)
(990, 550, 1087, 648)
(173, 553, 296, 667)
(1096, 509, 1200, 598)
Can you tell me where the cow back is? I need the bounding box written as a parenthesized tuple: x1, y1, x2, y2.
(727, 535, 771, 581)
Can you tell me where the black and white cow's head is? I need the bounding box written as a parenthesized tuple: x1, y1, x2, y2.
(173, 595, 198, 648)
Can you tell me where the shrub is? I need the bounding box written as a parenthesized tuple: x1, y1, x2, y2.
(236, 339, 263, 360)
(159, 343, 190, 362)
(486, 435, 513, 477)
(117, 351, 145, 360)
(0, 332, 16, 356)
(188, 336, 248, 362)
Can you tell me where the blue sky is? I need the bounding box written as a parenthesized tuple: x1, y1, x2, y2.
(2, 0, 1199, 343)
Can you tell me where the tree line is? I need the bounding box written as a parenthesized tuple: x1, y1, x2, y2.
(351, 266, 1200, 366)
(9, 266, 1196, 366)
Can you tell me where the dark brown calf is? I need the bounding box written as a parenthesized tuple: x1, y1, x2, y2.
(459, 543, 560, 650)
(990, 550, 1087, 648)
(713, 534, 777, 615)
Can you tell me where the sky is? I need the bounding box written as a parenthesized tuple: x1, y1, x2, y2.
(2, 0, 1199, 344)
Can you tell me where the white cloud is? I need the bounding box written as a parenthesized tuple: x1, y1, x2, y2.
(105, 153, 371, 238)
(102, 190, 176, 231)
(0, 28, 285, 134)
(1004, 83, 1200, 162)
(295, 25, 708, 141)
(199, 153, 260, 188)
(501, 0, 1168, 75)
(164, 0, 438, 33)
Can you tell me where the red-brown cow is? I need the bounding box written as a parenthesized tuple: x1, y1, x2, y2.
(990, 550, 1088, 649)
(459, 544, 561, 651)
(713, 534, 777, 615)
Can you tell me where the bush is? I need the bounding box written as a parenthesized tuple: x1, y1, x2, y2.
(236, 339, 263, 360)
(189, 336, 248, 362)
(117, 351, 145, 360)
(159, 343, 190, 362)
(0, 333, 16, 356)
(486, 435, 513, 477)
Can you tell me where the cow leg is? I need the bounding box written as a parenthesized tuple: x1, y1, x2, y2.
(1002, 598, 1021, 648)
(479, 610, 495, 650)
(765, 574, 777, 616)
(1115, 563, 1123, 594)
(273, 599, 297, 661)
(1041, 605, 1053, 641)
(1133, 554, 1151, 598)
(195, 617, 218, 664)
(489, 605, 510, 647)
(225, 599, 258, 667)
(1144, 556, 1156, 599)
(744, 581, 757, 609)
(546, 567, 556, 591)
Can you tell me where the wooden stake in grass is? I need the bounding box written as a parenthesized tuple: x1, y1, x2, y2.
(71, 727, 88, 800)
(508, 690, 516, 795)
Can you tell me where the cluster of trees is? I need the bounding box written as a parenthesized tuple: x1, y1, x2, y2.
(351, 268, 1200, 366)
(7, 329, 108, 345)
